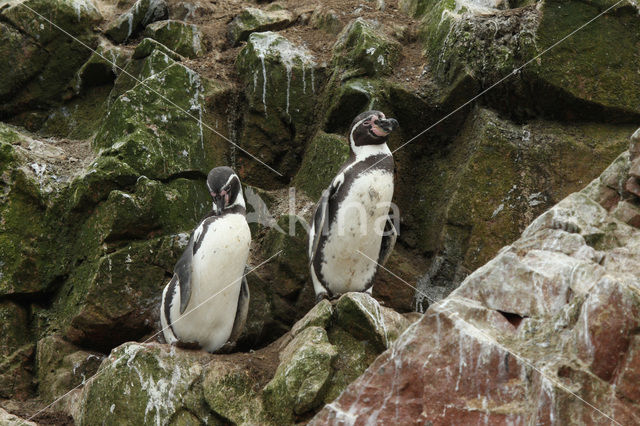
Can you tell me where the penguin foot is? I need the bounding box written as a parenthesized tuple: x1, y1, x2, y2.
(315, 292, 329, 304)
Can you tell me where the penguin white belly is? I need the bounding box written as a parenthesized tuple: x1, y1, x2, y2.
(321, 169, 394, 294)
(170, 214, 250, 352)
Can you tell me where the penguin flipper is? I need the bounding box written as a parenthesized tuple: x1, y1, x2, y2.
(176, 234, 196, 315)
(227, 275, 250, 344)
(309, 176, 340, 261)
(377, 214, 397, 266)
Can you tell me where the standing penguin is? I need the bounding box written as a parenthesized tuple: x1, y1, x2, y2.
(160, 167, 251, 352)
(308, 110, 399, 302)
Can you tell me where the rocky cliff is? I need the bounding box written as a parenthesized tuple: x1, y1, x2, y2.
(0, 0, 639, 424)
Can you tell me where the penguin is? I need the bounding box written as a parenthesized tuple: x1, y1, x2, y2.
(308, 110, 399, 302)
(160, 166, 251, 353)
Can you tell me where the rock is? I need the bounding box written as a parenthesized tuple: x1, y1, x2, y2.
(413, 0, 640, 121)
(203, 358, 271, 424)
(105, 0, 168, 43)
(311, 144, 640, 425)
(290, 299, 333, 337)
(0, 344, 34, 400)
(227, 7, 295, 46)
(143, 20, 205, 58)
(309, 7, 342, 34)
(630, 128, 640, 160)
(262, 326, 338, 422)
(332, 18, 401, 77)
(236, 31, 324, 188)
(626, 177, 640, 198)
(70, 42, 130, 95)
(75, 291, 413, 424)
(0, 0, 102, 115)
(132, 37, 183, 61)
(47, 231, 200, 351)
(335, 292, 410, 351)
(78, 342, 212, 425)
(95, 62, 223, 180)
(292, 132, 349, 200)
(0, 408, 36, 426)
(403, 108, 633, 308)
(35, 335, 103, 402)
(612, 200, 640, 228)
(0, 301, 34, 399)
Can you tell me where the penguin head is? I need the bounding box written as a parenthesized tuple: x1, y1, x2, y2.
(349, 110, 399, 150)
(206, 167, 245, 214)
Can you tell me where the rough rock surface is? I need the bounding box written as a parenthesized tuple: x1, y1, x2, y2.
(76, 293, 413, 425)
(227, 6, 296, 46)
(0, 0, 639, 422)
(311, 137, 640, 424)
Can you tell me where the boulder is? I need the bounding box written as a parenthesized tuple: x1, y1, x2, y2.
(35, 335, 104, 403)
(0, 0, 102, 115)
(95, 61, 224, 180)
(292, 132, 349, 200)
(311, 141, 640, 425)
(0, 301, 34, 399)
(227, 7, 295, 46)
(0, 408, 36, 426)
(262, 326, 337, 422)
(411, 0, 640, 121)
(400, 107, 633, 308)
(143, 20, 205, 58)
(332, 18, 401, 77)
(236, 31, 324, 188)
(78, 342, 212, 425)
(77, 292, 414, 424)
(309, 7, 342, 34)
(105, 0, 168, 43)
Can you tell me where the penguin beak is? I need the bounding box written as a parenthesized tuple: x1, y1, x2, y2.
(212, 192, 225, 213)
(378, 118, 398, 134)
(371, 117, 399, 137)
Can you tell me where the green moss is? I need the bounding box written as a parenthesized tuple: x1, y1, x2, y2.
(105, 0, 167, 43)
(323, 326, 378, 403)
(293, 132, 349, 200)
(96, 62, 221, 179)
(262, 326, 337, 422)
(80, 343, 210, 425)
(236, 31, 325, 188)
(533, 0, 640, 116)
(332, 18, 401, 77)
(227, 8, 294, 46)
(203, 361, 270, 424)
(144, 20, 205, 58)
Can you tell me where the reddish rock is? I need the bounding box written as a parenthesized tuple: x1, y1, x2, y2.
(311, 145, 640, 425)
(615, 336, 640, 404)
(630, 128, 640, 160)
(612, 200, 640, 228)
(625, 177, 640, 198)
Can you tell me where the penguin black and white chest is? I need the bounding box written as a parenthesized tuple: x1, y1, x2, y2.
(309, 110, 399, 301)
(160, 167, 251, 352)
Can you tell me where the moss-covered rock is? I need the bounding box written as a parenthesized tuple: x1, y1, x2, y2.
(70, 42, 130, 95)
(402, 107, 635, 309)
(0, 301, 34, 399)
(105, 0, 168, 43)
(95, 62, 224, 179)
(293, 132, 349, 200)
(415, 0, 640, 121)
(143, 20, 205, 58)
(236, 32, 325, 188)
(262, 326, 338, 422)
(35, 335, 103, 403)
(203, 358, 271, 424)
(0, 0, 102, 115)
(227, 7, 295, 46)
(309, 7, 343, 34)
(78, 342, 212, 425)
(334, 292, 410, 351)
(332, 18, 401, 77)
